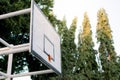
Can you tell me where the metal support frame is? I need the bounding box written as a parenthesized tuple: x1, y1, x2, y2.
(0, 38, 54, 80)
(0, 2, 57, 79)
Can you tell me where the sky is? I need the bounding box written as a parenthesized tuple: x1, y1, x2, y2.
(13, 0, 120, 80)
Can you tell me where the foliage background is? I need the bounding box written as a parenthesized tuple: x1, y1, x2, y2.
(0, 0, 120, 80)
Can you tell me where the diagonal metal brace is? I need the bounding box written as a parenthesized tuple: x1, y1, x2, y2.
(0, 38, 12, 47)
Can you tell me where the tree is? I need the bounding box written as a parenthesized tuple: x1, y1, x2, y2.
(57, 17, 77, 80)
(67, 17, 77, 78)
(96, 8, 117, 80)
(76, 12, 98, 80)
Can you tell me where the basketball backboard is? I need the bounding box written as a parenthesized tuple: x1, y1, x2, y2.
(30, 0, 61, 75)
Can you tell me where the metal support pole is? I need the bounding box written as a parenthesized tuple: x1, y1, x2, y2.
(0, 76, 6, 80)
(0, 43, 29, 55)
(0, 8, 31, 20)
(9, 69, 54, 78)
(6, 54, 13, 80)
(0, 71, 8, 77)
(0, 38, 12, 47)
(0, 69, 54, 79)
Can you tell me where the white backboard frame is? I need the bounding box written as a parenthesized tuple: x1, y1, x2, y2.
(30, 0, 61, 75)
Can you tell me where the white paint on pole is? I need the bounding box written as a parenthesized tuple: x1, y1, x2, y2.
(0, 69, 54, 79)
(0, 38, 12, 47)
(0, 71, 8, 77)
(0, 76, 5, 80)
(7, 54, 13, 80)
(0, 43, 29, 55)
(0, 8, 31, 20)
(30, 0, 61, 75)
(9, 69, 54, 78)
